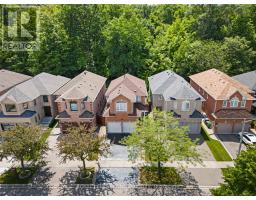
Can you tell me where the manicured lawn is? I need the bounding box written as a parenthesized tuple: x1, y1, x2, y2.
(76, 168, 95, 184)
(39, 128, 52, 144)
(201, 126, 232, 161)
(139, 166, 182, 185)
(0, 166, 38, 184)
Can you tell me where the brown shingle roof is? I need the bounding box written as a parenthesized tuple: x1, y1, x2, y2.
(55, 71, 106, 102)
(189, 69, 254, 100)
(105, 74, 148, 102)
(0, 69, 31, 93)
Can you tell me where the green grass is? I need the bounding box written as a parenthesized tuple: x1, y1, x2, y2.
(201, 126, 232, 161)
(76, 168, 95, 184)
(0, 166, 38, 184)
(39, 128, 52, 144)
(139, 166, 182, 185)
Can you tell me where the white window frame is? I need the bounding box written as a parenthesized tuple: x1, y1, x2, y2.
(241, 99, 246, 108)
(136, 96, 141, 103)
(230, 98, 239, 108)
(181, 101, 190, 111)
(116, 101, 127, 112)
(159, 95, 163, 100)
(222, 100, 228, 108)
(70, 101, 78, 111)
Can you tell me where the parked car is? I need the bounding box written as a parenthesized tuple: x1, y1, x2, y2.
(240, 132, 256, 145)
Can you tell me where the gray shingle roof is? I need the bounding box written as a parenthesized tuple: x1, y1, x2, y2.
(148, 70, 204, 101)
(0, 72, 70, 104)
(233, 70, 256, 91)
(0, 69, 31, 93)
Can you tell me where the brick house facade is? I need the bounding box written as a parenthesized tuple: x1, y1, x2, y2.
(190, 69, 255, 134)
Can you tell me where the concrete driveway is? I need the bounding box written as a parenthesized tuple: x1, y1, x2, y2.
(188, 134, 215, 161)
(216, 134, 246, 159)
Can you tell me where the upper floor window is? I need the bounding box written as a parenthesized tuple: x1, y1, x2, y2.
(241, 99, 246, 108)
(136, 96, 141, 103)
(181, 101, 190, 111)
(43, 95, 49, 102)
(159, 95, 163, 100)
(222, 100, 228, 108)
(23, 103, 28, 109)
(230, 98, 239, 108)
(34, 99, 37, 106)
(5, 104, 17, 112)
(116, 101, 127, 112)
(70, 101, 78, 111)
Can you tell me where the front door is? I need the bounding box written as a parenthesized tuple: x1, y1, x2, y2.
(44, 106, 52, 117)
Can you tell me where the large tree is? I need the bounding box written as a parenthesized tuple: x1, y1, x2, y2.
(103, 14, 152, 79)
(57, 126, 109, 174)
(0, 125, 48, 172)
(211, 145, 256, 196)
(121, 109, 201, 180)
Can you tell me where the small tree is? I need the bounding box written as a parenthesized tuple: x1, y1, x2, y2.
(121, 109, 201, 180)
(211, 145, 256, 196)
(58, 126, 109, 174)
(0, 125, 48, 172)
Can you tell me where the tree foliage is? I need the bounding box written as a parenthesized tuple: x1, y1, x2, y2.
(211, 145, 256, 196)
(0, 126, 48, 171)
(57, 126, 110, 171)
(1, 4, 256, 79)
(121, 109, 201, 179)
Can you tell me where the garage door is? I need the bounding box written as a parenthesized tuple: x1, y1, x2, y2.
(188, 123, 201, 134)
(180, 122, 201, 134)
(107, 122, 122, 133)
(233, 123, 250, 134)
(216, 123, 232, 134)
(123, 122, 135, 133)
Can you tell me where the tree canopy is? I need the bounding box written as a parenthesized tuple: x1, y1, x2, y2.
(121, 109, 201, 179)
(1, 4, 256, 80)
(211, 145, 256, 196)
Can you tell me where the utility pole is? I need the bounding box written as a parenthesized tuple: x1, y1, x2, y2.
(237, 119, 245, 156)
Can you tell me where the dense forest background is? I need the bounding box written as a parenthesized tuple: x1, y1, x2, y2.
(0, 4, 256, 81)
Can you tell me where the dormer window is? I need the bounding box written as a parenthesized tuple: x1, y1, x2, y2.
(241, 97, 246, 108)
(136, 96, 141, 103)
(181, 101, 190, 111)
(230, 98, 239, 108)
(23, 103, 28, 109)
(5, 104, 17, 112)
(70, 101, 78, 111)
(116, 101, 127, 112)
(222, 100, 228, 108)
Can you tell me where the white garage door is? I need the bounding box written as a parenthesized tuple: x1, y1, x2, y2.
(107, 122, 122, 133)
(216, 123, 232, 134)
(123, 122, 135, 133)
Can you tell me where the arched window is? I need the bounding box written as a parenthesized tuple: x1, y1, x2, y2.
(181, 100, 190, 111)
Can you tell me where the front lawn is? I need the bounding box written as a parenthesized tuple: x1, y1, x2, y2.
(76, 168, 95, 184)
(139, 166, 182, 185)
(0, 165, 38, 184)
(201, 126, 232, 161)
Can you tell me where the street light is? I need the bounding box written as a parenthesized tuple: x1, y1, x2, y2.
(237, 118, 253, 155)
